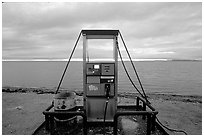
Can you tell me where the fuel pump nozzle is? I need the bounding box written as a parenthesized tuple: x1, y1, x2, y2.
(105, 84, 111, 98)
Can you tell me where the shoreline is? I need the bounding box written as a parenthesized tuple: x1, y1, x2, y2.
(2, 86, 202, 103)
(2, 59, 202, 62)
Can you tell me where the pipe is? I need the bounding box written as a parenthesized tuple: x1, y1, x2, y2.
(103, 97, 109, 134)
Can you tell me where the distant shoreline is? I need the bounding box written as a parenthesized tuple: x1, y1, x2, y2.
(2, 59, 202, 62)
(2, 86, 202, 104)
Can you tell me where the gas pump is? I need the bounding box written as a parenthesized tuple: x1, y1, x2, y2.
(40, 30, 164, 135)
(82, 30, 119, 123)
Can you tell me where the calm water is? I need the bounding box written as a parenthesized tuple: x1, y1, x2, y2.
(2, 61, 202, 96)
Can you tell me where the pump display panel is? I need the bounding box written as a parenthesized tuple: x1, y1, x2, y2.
(86, 64, 101, 75)
(86, 63, 115, 97)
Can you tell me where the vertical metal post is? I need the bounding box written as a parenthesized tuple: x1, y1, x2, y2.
(45, 115, 50, 131)
(142, 102, 146, 120)
(83, 34, 87, 110)
(114, 35, 118, 111)
(151, 114, 156, 131)
(147, 114, 151, 135)
(83, 115, 87, 135)
(136, 97, 140, 109)
(113, 115, 118, 135)
(50, 116, 54, 134)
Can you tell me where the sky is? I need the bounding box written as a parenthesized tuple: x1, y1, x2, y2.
(2, 2, 202, 60)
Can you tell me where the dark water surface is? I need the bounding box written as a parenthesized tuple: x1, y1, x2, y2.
(2, 61, 202, 96)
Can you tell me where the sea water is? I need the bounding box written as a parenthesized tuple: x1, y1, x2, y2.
(2, 61, 202, 96)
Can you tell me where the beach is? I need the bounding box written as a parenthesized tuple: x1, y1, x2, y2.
(2, 87, 202, 135)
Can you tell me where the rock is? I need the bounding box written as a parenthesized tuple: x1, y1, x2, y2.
(33, 89, 38, 93)
(121, 118, 139, 134)
(37, 90, 44, 94)
(20, 89, 26, 93)
(132, 117, 137, 122)
(15, 106, 23, 110)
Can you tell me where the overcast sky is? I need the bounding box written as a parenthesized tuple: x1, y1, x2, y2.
(2, 2, 202, 60)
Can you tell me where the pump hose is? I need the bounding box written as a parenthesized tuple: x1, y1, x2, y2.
(103, 97, 109, 134)
(116, 43, 149, 103)
(117, 43, 187, 135)
(55, 31, 82, 94)
(117, 31, 187, 135)
(156, 117, 187, 135)
(54, 30, 187, 135)
(119, 31, 148, 102)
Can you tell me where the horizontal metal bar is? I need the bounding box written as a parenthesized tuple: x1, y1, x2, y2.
(117, 105, 136, 108)
(82, 30, 119, 35)
(43, 110, 85, 115)
(117, 105, 143, 110)
(85, 95, 115, 98)
(86, 35, 115, 39)
(115, 111, 158, 116)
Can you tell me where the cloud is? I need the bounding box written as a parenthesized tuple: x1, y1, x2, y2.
(2, 2, 202, 60)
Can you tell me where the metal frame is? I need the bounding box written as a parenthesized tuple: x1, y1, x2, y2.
(81, 30, 119, 36)
(40, 95, 167, 135)
(114, 96, 158, 135)
(34, 30, 168, 135)
(43, 105, 87, 135)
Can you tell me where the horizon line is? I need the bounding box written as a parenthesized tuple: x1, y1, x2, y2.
(2, 58, 202, 62)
